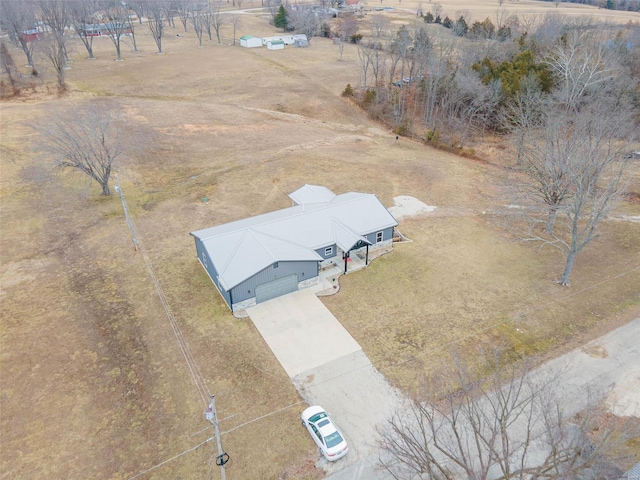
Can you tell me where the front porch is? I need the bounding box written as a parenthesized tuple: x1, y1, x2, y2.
(313, 243, 394, 296)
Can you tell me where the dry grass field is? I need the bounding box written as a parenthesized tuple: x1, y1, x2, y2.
(1, 2, 640, 479)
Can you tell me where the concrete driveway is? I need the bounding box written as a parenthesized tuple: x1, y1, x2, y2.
(247, 289, 403, 476)
(247, 288, 362, 378)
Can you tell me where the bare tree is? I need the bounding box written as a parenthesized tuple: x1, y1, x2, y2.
(431, 2, 443, 21)
(1, 0, 39, 69)
(146, 1, 166, 53)
(127, 0, 146, 25)
(371, 15, 390, 37)
(379, 350, 623, 479)
(211, 5, 226, 44)
(40, 34, 68, 91)
(124, 6, 140, 53)
(69, 0, 100, 60)
(162, 0, 178, 28)
(545, 29, 620, 111)
(288, 5, 325, 44)
(420, 36, 456, 129)
(37, 0, 70, 66)
(500, 74, 546, 165)
(230, 14, 241, 46)
(335, 15, 359, 60)
(357, 42, 374, 88)
(175, 0, 192, 32)
(0, 41, 21, 93)
(35, 101, 124, 196)
(102, 3, 132, 61)
(517, 98, 635, 286)
(191, 10, 205, 47)
(266, 0, 281, 22)
(200, 7, 214, 42)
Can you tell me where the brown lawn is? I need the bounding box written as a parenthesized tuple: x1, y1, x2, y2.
(1, 4, 639, 479)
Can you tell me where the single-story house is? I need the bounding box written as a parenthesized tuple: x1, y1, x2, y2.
(190, 185, 398, 313)
(267, 40, 285, 50)
(342, 0, 362, 11)
(22, 29, 44, 42)
(75, 23, 133, 37)
(240, 35, 262, 48)
(262, 34, 307, 46)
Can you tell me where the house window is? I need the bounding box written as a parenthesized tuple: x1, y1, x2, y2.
(376, 231, 384, 243)
(274, 262, 279, 269)
(324, 246, 333, 257)
(201, 252, 208, 269)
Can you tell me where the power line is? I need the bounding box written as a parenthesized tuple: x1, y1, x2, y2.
(221, 401, 305, 435)
(116, 182, 227, 477)
(123, 192, 211, 407)
(127, 436, 213, 480)
(124, 398, 302, 479)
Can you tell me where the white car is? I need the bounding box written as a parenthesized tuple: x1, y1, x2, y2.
(301, 405, 349, 461)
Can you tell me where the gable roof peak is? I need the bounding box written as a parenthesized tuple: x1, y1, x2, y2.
(289, 184, 336, 206)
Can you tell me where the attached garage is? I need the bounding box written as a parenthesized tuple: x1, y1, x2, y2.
(255, 274, 298, 304)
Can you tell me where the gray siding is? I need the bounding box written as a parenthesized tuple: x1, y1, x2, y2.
(364, 226, 394, 245)
(230, 260, 318, 303)
(194, 238, 231, 307)
(315, 243, 337, 259)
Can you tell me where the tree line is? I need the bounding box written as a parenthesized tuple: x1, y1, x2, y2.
(0, 0, 242, 94)
(348, 10, 639, 285)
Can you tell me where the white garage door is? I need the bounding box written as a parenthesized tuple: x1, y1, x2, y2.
(255, 274, 298, 304)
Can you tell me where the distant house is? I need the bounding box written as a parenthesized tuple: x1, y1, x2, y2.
(262, 34, 307, 46)
(267, 40, 285, 50)
(342, 0, 362, 11)
(240, 35, 262, 48)
(75, 23, 132, 37)
(190, 185, 398, 312)
(22, 29, 44, 42)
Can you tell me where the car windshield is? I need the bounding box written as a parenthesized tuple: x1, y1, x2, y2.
(309, 412, 328, 423)
(324, 431, 344, 448)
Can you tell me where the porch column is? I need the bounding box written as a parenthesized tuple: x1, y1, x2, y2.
(344, 253, 348, 274)
(365, 244, 369, 265)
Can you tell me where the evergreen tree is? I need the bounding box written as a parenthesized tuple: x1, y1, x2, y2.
(453, 15, 468, 36)
(274, 5, 288, 31)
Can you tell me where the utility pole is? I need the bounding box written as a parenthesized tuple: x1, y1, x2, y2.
(114, 174, 138, 251)
(205, 395, 229, 479)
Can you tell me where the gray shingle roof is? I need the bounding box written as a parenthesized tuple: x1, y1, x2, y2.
(191, 187, 397, 290)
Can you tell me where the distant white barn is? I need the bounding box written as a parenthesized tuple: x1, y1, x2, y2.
(267, 40, 285, 50)
(240, 35, 262, 48)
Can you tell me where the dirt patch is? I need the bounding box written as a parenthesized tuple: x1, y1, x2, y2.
(388, 195, 437, 220)
(582, 344, 609, 358)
